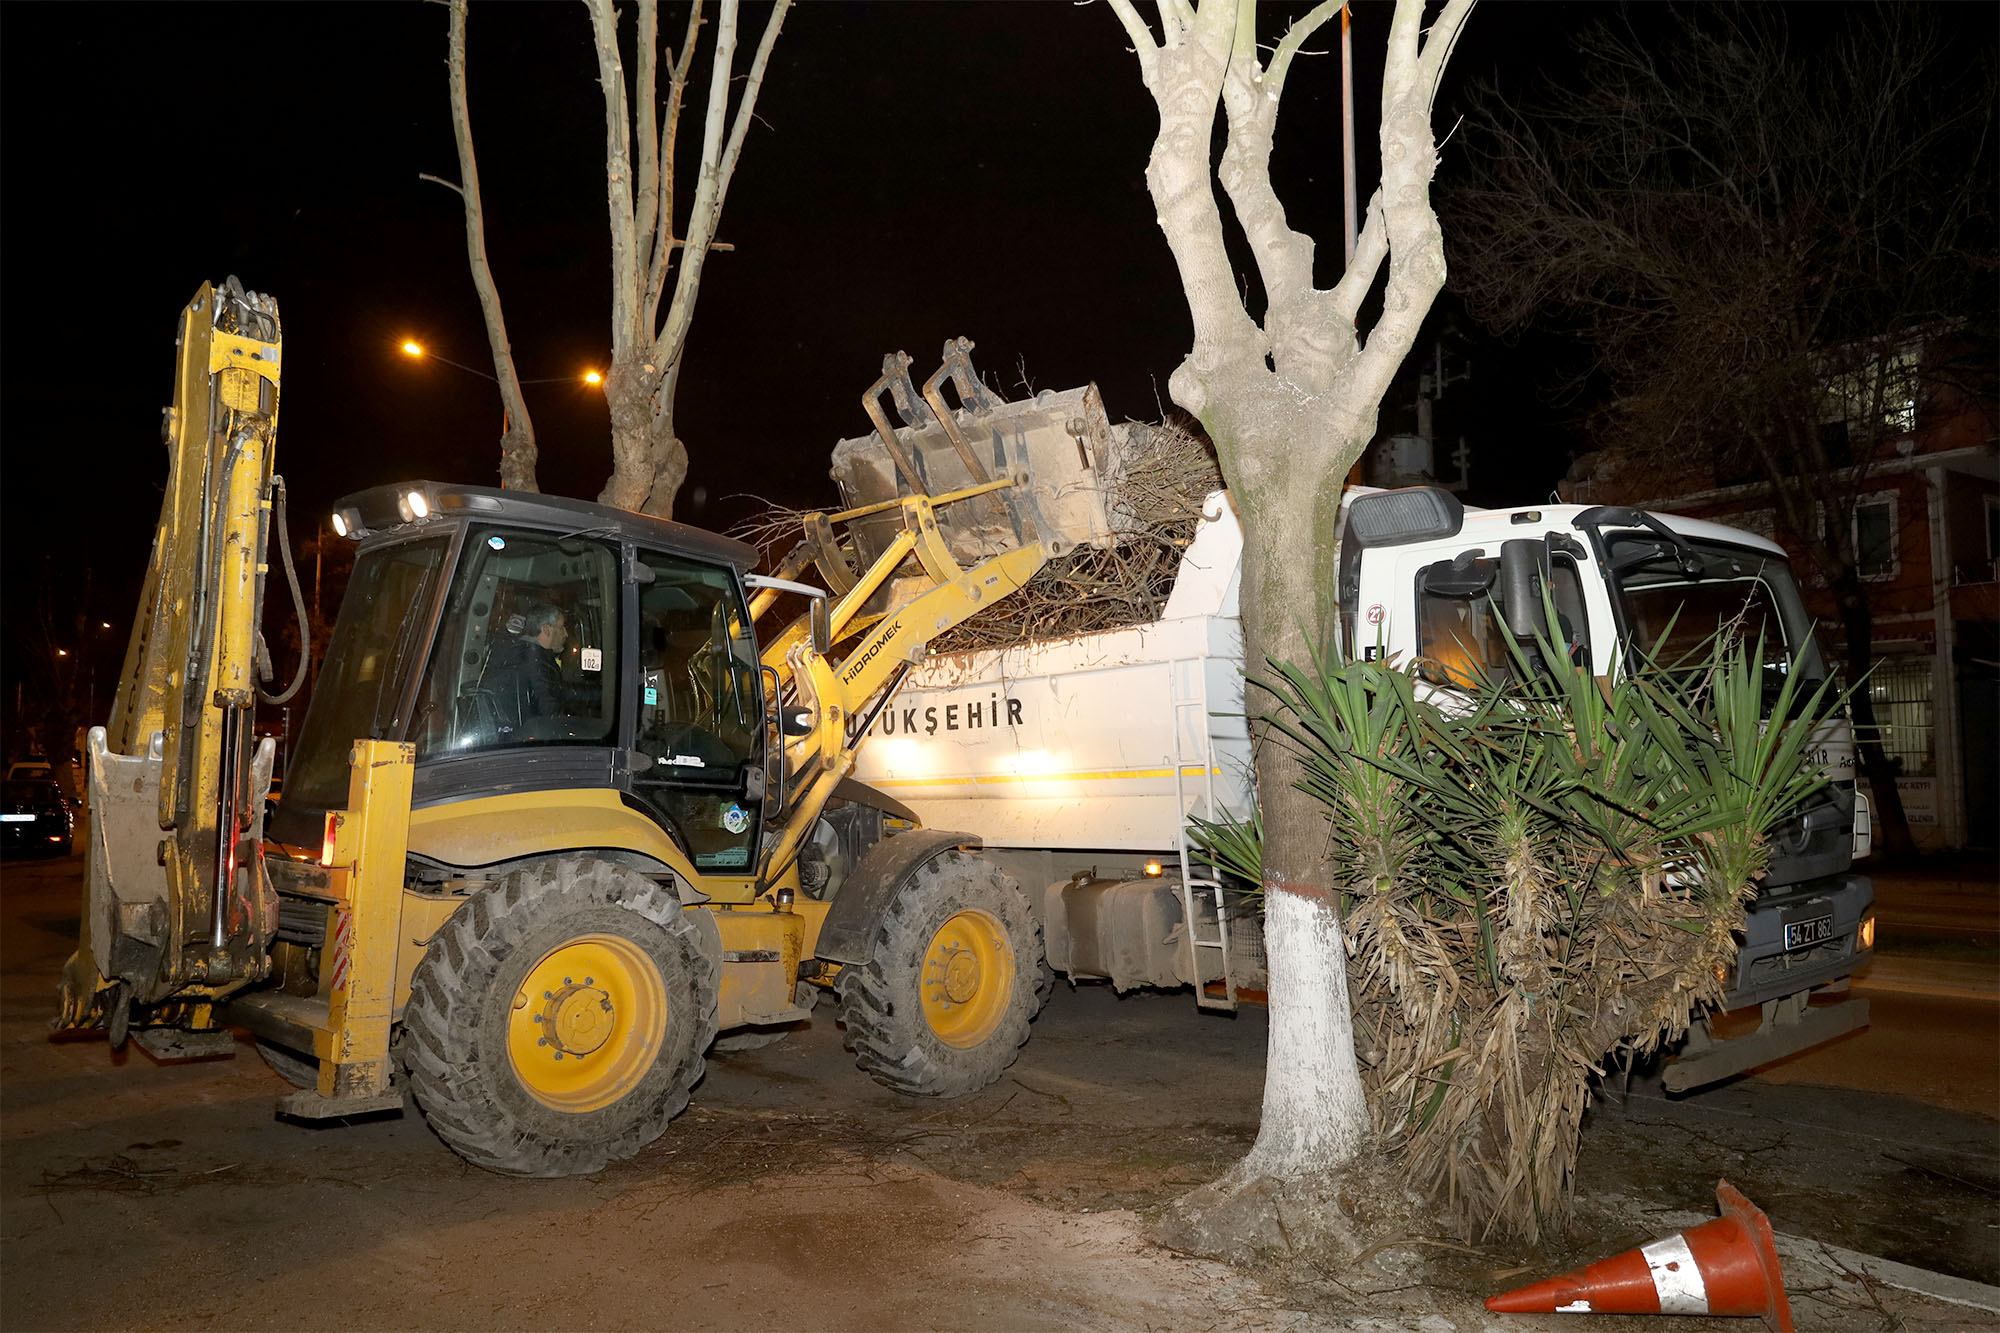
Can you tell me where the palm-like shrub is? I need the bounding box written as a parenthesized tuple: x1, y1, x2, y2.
(1192, 627, 1835, 1242)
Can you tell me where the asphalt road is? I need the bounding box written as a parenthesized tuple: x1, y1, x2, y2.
(3, 845, 1993, 1329)
(1724, 857, 2000, 1119)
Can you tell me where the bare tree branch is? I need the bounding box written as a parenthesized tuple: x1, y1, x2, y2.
(1266, 0, 1341, 96)
(651, 0, 791, 376)
(445, 0, 537, 490)
(633, 0, 661, 254)
(586, 0, 644, 366)
(1102, 0, 1160, 84)
(643, 4, 706, 335)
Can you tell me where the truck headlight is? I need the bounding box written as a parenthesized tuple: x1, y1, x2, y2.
(1858, 914, 1875, 951)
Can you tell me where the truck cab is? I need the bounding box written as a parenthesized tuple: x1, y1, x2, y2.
(1341, 486, 1875, 1088)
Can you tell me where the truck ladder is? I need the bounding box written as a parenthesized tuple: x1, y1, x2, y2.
(1171, 670, 1236, 1012)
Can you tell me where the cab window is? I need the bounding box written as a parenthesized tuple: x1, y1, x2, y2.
(285, 536, 449, 813)
(1416, 556, 1588, 689)
(633, 552, 763, 872)
(411, 529, 619, 757)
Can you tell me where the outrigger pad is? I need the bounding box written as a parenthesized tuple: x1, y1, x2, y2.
(830, 359, 1141, 571)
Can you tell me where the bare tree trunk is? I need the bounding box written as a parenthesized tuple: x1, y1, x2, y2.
(443, 0, 538, 492)
(587, 0, 789, 518)
(1234, 501, 1370, 1178)
(1106, 0, 1475, 1249)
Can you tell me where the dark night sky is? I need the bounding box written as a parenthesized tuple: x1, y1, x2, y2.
(0, 0, 1587, 720)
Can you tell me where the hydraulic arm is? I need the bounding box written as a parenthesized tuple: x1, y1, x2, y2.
(58, 279, 288, 1039)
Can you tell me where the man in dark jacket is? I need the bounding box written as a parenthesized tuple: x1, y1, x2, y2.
(487, 603, 592, 736)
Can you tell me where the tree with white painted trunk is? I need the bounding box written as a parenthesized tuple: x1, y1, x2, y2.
(1101, 0, 1474, 1247)
(436, 0, 789, 517)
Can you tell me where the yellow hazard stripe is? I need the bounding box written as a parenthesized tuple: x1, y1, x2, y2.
(870, 765, 1220, 789)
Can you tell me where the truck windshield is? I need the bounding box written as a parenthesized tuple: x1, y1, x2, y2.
(1606, 535, 1826, 709)
(279, 536, 451, 820)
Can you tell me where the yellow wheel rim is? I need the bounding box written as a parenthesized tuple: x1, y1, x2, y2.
(920, 909, 1014, 1049)
(507, 934, 667, 1112)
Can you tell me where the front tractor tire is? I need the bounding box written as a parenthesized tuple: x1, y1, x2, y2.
(401, 859, 717, 1177)
(836, 851, 1047, 1097)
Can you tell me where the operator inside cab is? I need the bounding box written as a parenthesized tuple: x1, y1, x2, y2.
(484, 602, 595, 738)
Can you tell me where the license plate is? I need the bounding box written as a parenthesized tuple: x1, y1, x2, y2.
(0, 814, 32, 822)
(1784, 913, 1834, 950)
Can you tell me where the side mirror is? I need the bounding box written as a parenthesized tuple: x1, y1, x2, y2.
(809, 594, 831, 658)
(1498, 539, 1545, 639)
(742, 573, 835, 658)
(1420, 551, 1497, 598)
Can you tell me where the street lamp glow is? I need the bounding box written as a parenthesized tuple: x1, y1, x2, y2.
(584, 370, 603, 385)
(402, 340, 424, 357)
(56, 649, 68, 658)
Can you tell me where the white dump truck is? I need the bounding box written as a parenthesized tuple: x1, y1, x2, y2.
(844, 473, 1876, 1091)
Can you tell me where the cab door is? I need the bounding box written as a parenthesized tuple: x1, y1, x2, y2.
(628, 549, 766, 875)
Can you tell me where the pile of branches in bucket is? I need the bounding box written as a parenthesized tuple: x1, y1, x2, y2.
(737, 418, 1223, 652)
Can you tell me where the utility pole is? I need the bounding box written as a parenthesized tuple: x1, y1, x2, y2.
(1341, 2, 1357, 267)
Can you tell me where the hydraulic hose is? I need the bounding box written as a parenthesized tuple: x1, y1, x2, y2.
(257, 476, 311, 706)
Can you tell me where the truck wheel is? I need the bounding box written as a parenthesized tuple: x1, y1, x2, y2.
(401, 858, 717, 1177)
(836, 851, 1046, 1097)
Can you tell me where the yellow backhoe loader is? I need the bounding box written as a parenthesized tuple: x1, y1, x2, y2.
(58, 285, 1124, 1176)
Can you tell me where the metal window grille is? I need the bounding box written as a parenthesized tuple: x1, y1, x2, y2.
(1861, 655, 1935, 777)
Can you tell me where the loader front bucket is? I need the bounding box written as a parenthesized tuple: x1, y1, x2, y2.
(829, 338, 1138, 572)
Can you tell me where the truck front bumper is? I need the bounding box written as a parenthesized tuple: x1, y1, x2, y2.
(1721, 871, 1874, 1011)
(1661, 872, 1874, 1094)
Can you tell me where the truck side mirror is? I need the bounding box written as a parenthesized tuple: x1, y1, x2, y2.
(1419, 551, 1497, 598)
(1498, 539, 1545, 639)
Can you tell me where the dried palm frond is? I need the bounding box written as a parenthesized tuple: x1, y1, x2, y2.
(1206, 623, 1841, 1244)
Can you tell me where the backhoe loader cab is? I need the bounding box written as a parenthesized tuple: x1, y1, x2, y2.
(270, 483, 770, 883)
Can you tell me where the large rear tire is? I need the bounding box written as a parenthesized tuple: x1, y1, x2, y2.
(401, 858, 716, 1176)
(835, 850, 1047, 1097)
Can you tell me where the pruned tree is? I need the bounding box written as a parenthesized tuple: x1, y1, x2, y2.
(1446, 6, 1997, 856)
(1101, 0, 1475, 1250)
(436, 0, 790, 516)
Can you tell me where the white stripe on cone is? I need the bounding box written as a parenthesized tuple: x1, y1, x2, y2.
(1641, 1234, 1711, 1314)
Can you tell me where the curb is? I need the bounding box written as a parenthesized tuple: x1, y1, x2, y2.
(1772, 1234, 2000, 1315)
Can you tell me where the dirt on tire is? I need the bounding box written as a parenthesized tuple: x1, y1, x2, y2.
(400, 857, 717, 1176)
(835, 849, 1047, 1097)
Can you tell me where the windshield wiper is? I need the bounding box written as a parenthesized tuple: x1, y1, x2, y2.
(1574, 505, 1703, 578)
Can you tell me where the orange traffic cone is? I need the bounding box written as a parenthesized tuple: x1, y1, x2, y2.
(1487, 1180, 1793, 1332)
